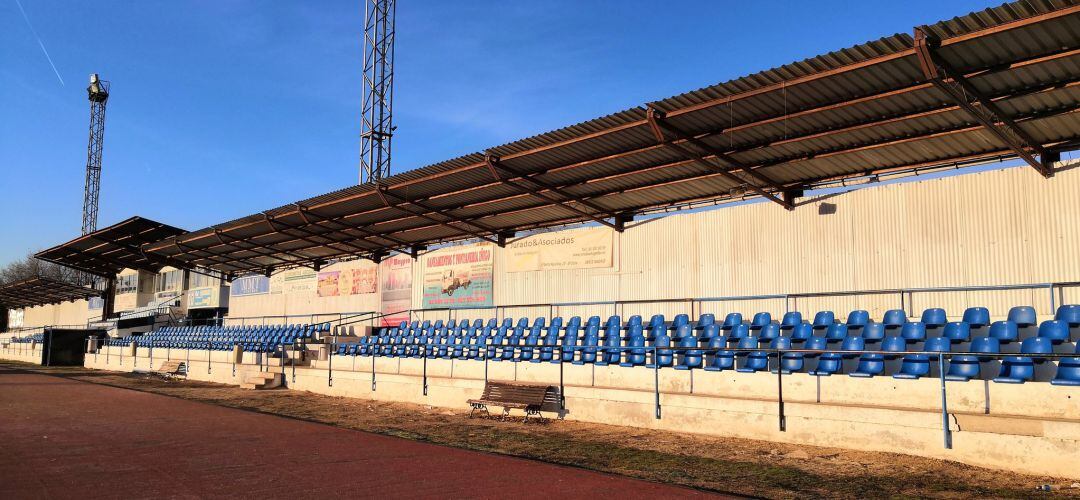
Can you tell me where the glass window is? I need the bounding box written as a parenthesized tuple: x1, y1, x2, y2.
(117, 275, 138, 294)
(156, 270, 182, 292)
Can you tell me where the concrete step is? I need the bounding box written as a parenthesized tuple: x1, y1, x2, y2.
(240, 371, 283, 390)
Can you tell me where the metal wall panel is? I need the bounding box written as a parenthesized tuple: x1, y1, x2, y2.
(227, 165, 1080, 323)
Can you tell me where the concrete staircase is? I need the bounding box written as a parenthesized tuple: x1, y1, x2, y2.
(240, 371, 283, 390)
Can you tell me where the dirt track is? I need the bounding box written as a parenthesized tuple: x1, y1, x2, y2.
(0, 365, 710, 499)
(3, 363, 1078, 498)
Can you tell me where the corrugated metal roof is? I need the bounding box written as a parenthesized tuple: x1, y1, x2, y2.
(0, 277, 103, 309)
(43, 1, 1080, 277)
(35, 217, 187, 277)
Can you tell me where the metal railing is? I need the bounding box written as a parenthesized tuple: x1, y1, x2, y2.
(316, 281, 1080, 334)
(322, 340, 1079, 451)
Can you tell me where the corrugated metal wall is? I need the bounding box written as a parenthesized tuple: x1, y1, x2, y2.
(483, 165, 1080, 322)
(228, 164, 1080, 323)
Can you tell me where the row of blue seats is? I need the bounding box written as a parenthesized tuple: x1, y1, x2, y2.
(104, 323, 330, 351)
(379, 305, 1080, 344)
(336, 312, 1078, 385)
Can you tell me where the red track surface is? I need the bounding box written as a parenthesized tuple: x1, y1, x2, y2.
(0, 367, 714, 499)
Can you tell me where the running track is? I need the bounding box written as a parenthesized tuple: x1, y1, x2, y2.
(0, 367, 712, 499)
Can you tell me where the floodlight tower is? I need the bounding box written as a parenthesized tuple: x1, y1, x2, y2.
(359, 0, 396, 184)
(82, 74, 110, 235)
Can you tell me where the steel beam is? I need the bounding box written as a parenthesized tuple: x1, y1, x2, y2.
(483, 154, 621, 231)
(646, 108, 795, 210)
(375, 185, 501, 245)
(262, 212, 374, 256)
(914, 27, 1052, 177)
(295, 203, 413, 250)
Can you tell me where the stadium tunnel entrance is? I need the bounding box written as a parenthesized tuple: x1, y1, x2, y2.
(42, 328, 107, 366)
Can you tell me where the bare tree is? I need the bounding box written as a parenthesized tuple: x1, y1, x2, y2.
(0, 253, 80, 286)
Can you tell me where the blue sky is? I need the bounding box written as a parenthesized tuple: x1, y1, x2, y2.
(0, 0, 1005, 264)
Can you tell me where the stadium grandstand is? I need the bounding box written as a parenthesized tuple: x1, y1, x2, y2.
(3, 0, 1080, 485)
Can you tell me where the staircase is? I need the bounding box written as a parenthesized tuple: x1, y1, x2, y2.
(240, 371, 283, 390)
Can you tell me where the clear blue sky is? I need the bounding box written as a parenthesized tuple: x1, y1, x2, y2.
(0, 0, 1003, 264)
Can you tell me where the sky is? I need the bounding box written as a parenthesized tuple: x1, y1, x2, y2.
(0, 0, 1009, 265)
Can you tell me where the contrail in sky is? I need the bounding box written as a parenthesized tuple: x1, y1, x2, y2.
(14, 0, 65, 86)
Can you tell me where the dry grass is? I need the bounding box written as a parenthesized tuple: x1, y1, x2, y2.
(9, 362, 1080, 499)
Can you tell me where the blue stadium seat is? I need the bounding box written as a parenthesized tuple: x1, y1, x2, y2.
(704, 336, 735, 372)
(943, 322, 971, 343)
(676, 325, 702, 370)
(860, 322, 885, 344)
(622, 326, 647, 367)
(648, 314, 665, 331)
(560, 323, 580, 363)
(722, 313, 744, 330)
(726, 324, 750, 344)
(1007, 306, 1038, 329)
(901, 322, 926, 344)
(962, 307, 990, 329)
(920, 308, 948, 329)
(945, 336, 1000, 382)
(780, 311, 803, 331)
(846, 310, 870, 331)
(851, 335, 905, 378)
(995, 337, 1054, 384)
(576, 330, 599, 365)
(882, 310, 907, 331)
(893, 336, 950, 379)
(812, 311, 836, 331)
(988, 320, 1019, 344)
(1037, 320, 1070, 344)
(825, 323, 848, 343)
(695, 313, 715, 332)
(790, 323, 813, 343)
(647, 333, 673, 368)
(811, 337, 860, 376)
(750, 312, 772, 331)
(1051, 342, 1080, 386)
(772, 336, 806, 374)
(672, 314, 690, 331)
(697, 323, 719, 345)
(1056, 304, 1080, 328)
(735, 336, 766, 372)
(597, 324, 622, 366)
(757, 323, 780, 345)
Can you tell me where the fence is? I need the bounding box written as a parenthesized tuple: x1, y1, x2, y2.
(321, 340, 1079, 451)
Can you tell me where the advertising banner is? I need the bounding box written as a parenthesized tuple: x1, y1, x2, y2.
(379, 254, 413, 326)
(421, 243, 493, 309)
(317, 271, 340, 297)
(231, 275, 270, 297)
(349, 267, 377, 294)
(271, 268, 317, 294)
(88, 297, 104, 310)
(188, 287, 217, 309)
(505, 226, 614, 272)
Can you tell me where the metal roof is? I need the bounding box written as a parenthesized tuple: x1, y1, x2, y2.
(87, 1, 1080, 276)
(35, 217, 187, 278)
(0, 277, 104, 309)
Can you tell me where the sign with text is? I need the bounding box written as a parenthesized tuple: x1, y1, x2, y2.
(421, 243, 493, 309)
(505, 226, 614, 272)
(231, 275, 270, 297)
(271, 268, 317, 294)
(379, 254, 413, 326)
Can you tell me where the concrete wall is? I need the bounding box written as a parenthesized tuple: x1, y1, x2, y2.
(83, 349, 1080, 479)
(229, 165, 1080, 324)
(18, 300, 95, 329)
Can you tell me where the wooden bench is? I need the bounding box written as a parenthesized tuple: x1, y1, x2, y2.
(149, 360, 187, 380)
(467, 381, 557, 422)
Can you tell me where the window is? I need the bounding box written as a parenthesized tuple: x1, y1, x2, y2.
(188, 270, 220, 289)
(156, 270, 182, 292)
(117, 275, 138, 294)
